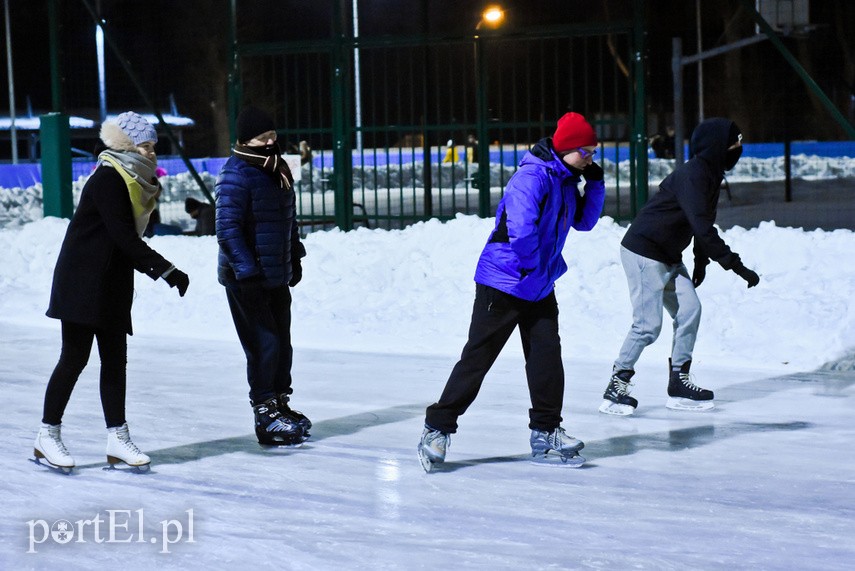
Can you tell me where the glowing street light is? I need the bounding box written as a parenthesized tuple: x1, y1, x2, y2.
(477, 5, 505, 30)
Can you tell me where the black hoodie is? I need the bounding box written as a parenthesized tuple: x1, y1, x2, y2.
(621, 117, 741, 268)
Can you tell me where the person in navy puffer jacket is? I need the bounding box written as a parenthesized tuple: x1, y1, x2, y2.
(216, 106, 310, 446)
(418, 112, 606, 469)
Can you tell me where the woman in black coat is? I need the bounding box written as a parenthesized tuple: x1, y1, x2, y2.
(33, 112, 190, 474)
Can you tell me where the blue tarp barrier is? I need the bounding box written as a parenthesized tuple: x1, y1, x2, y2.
(0, 163, 41, 188)
(3, 141, 852, 188)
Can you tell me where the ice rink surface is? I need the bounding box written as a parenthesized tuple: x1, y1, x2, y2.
(1, 322, 853, 570)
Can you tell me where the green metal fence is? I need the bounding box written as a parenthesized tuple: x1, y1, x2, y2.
(230, 6, 648, 232)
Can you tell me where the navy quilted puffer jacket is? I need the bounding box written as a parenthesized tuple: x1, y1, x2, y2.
(215, 155, 304, 288)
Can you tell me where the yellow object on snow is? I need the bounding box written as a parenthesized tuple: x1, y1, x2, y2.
(442, 139, 460, 163)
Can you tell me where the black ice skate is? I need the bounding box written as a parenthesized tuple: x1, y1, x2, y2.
(598, 368, 638, 416)
(277, 393, 312, 438)
(254, 398, 305, 446)
(666, 360, 714, 411)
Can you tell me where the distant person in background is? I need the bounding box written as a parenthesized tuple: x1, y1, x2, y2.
(650, 127, 676, 159)
(143, 166, 182, 237)
(285, 140, 313, 165)
(465, 133, 479, 164)
(419, 112, 606, 471)
(216, 105, 309, 447)
(600, 117, 759, 417)
(184, 197, 215, 236)
(34, 111, 190, 474)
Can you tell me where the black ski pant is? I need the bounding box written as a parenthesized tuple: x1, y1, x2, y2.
(42, 320, 128, 428)
(226, 283, 294, 406)
(425, 284, 564, 433)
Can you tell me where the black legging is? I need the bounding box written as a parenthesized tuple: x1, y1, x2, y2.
(42, 320, 128, 428)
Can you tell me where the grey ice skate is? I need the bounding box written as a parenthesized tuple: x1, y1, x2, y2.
(530, 427, 586, 467)
(417, 426, 449, 472)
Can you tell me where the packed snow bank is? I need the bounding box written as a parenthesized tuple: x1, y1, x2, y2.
(1, 215, 852, 373)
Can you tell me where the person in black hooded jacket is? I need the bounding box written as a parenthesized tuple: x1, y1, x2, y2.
(599, 117, 759, 416)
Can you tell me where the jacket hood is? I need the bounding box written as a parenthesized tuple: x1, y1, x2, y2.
(99, 121, 139, 152)
(689, 117, 738, 173)
(522, 138, 576, 178)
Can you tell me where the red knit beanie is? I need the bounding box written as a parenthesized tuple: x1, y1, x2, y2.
(551, 112, 597, 153)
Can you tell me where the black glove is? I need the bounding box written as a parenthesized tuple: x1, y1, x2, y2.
(289, 259, 302, 287)
(582, 161, 604, 181)
(164, 269, 189, 297)
(732, 263, 760, 288)
(691, 261, 707, 288)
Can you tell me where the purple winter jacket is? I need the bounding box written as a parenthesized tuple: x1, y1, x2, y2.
(473, 139, 605, 301)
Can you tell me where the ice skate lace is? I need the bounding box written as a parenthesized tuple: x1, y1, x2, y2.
(678, 373, 704, 393)
(116, 428, 143, 454)
(425, 429, 449, 452)
(611, 376, 634, 396)
(548, 428, 572, 449)
(47, 426, 70, 456)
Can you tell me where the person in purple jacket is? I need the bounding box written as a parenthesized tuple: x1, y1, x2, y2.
(418, 112, 606, 470)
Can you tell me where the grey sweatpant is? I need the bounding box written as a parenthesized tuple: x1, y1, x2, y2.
(614, 246, 702, 371)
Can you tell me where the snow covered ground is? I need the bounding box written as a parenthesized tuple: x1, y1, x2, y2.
(1, 212, 854, 569)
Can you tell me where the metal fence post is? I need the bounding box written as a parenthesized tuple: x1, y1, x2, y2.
(332, 0, 353, 230)
(40, 112, 73, 218)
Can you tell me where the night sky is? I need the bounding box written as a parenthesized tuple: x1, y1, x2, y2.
(3, 1, 853, 157)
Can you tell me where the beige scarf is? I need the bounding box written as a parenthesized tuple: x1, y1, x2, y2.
(98, 150, 160, 237)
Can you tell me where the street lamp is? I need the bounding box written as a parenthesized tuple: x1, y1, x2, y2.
(474, 4, 505, 216)
(477, 5, 505, 30)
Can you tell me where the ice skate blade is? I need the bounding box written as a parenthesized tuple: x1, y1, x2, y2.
(417, 444, 443, 473)
(104, 460, 151, 473)
(259, 440, 305, 449)
(666, 397, 714, 411)
(530, 452, 586, 468)
(598, 400, 636, 416)
(30, 456, 73, 475)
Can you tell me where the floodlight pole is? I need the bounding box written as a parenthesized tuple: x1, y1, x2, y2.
(4, 0, 16, 163)
(78, 0, 213, 202)
(95, 0, 107, 123)
(352, 0, 362, 152)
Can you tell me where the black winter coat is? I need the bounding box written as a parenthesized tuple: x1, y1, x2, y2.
(46, 165, 173, 335)
(621, 118, 740, 268)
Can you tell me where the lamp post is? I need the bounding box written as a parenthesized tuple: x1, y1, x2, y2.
(4, 0, 17, 163)
(474, 5, 505, 216)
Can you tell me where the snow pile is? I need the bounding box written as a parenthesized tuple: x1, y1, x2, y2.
(1, 215, 852, 373)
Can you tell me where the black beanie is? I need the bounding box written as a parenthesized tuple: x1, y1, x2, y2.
(236, 106, 276, 143)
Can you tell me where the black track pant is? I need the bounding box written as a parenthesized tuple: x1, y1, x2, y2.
(42, 320, 128, 428)
(425, 284, 564, 433)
